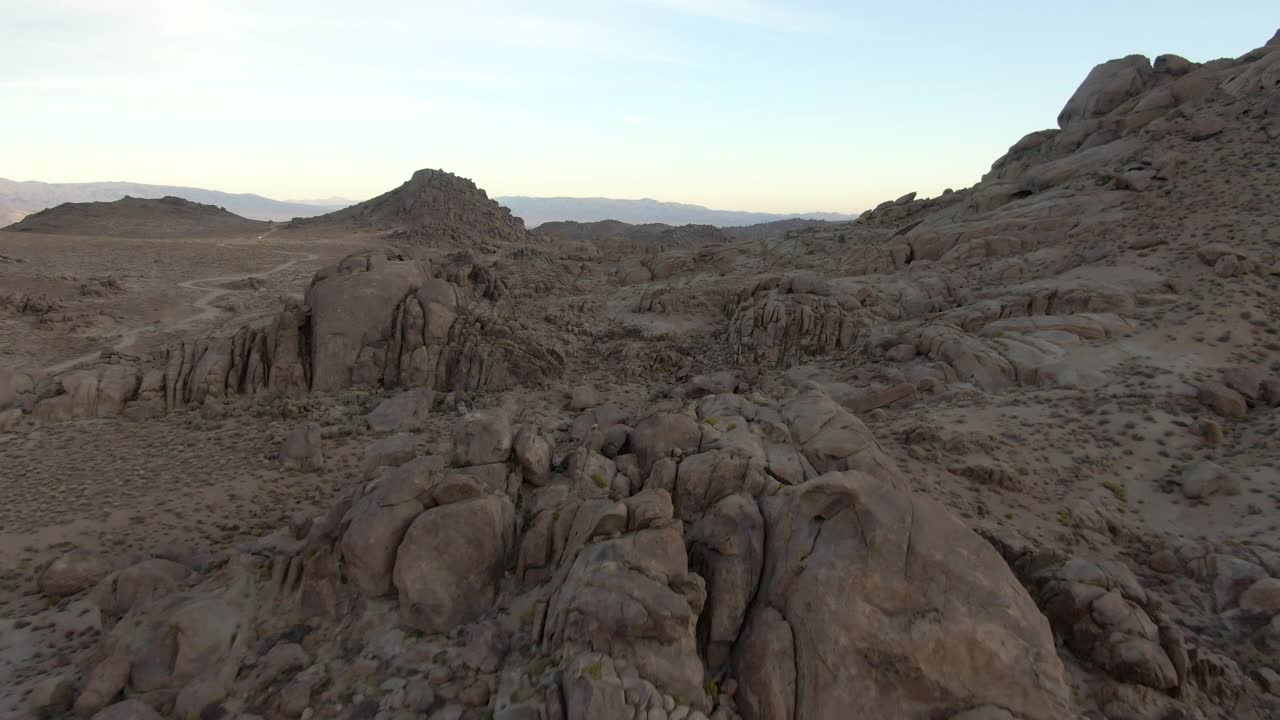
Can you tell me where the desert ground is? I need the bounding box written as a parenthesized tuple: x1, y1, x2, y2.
(2, 30, 1280, 720)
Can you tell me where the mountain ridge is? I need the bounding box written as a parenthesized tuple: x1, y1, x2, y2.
(0, 178, 347, 224)
(495, 195, 858, 227)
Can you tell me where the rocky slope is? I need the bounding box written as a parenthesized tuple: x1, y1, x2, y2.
(3, 196, 271, 238)
(5, 29, 1280, 720)
(292, 169, 528, 246)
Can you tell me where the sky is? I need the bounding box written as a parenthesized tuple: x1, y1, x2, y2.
(1, 1, 1275, 213)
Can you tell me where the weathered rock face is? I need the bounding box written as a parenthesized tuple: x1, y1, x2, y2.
(735, 472, 1072, 720)
(1058, 55, 1154, 128)
(306, 249, 431, 392)
(21, 249, 564, 424)
(728, 288, 864, 368)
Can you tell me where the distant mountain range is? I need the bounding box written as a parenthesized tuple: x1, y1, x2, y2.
(495, 196, 858, 228)
(0, 178, 347, 224)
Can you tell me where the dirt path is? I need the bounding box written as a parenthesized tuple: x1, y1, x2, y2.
(45, 231, 317, 374)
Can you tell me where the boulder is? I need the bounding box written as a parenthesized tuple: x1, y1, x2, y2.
(735, 472, 1072, 720)
(629, 412, 702, 475)
(280, 421, 324, 472)
(781, 389, 903, 485)
(367, 388, 433, 432)
(1058, 55, 1153, 128)
(393, 494, 515, 634)
(360, 432, 417, 476)
(1239, 577, 1280, 615)
(545, 524, 708, 709)
(30, 675, 75, 718)
(513, 425, 552, 485)
(39, 548, 114, 596)
(74, 656, 132, 716)
(1199, 383, 1248, 417)
(341, 477, 429, 598)
(452, 408, 514, 467)
(92, 558, 190, 616)
(1180, 460, 1229, 500)
(88, 699, 165, 720)
(306, 249, 431, 392)
(687, 492, 764, 672)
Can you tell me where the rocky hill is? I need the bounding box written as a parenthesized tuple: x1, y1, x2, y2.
(0, 177, 345, 224)
(293, 169, 529, 246)
(4, 29, 1280, 720)
(2, 195, 270, 238)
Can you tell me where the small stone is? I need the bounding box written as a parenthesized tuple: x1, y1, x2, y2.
(1180, 460, 1228, 500)
(885, 344, 916, 362)
(1256, 667, 1280, 697)
(1199, 419, 1224, 444)
(1149, 550, 1179, 574)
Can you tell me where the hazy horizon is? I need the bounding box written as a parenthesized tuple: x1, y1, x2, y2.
(3, 0, 1273, 214)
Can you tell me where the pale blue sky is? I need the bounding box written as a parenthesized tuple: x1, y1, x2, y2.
(2, 1, 1274, 212)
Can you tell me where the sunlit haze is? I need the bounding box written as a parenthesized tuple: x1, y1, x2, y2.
(2, 0, 1272, 212)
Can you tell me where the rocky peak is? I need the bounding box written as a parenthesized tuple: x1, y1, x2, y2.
(294, 168, 529, 246)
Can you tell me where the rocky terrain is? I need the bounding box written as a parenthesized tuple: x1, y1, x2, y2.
(2, 29, 1280, 720)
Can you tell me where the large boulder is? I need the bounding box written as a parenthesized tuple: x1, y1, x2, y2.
(734, 472, 1072, 720)
(39, 548, 114, 596)
(74, 655, 132, 716)
(306, 249, 431, 392)
(451, 408, 514, 467)
(1058, 55, 1153, 127)
(392, 494, 515, 634)
(629, 412, 702, 475)
(366, 388, 433, 432)
(781, 389, 904, 485)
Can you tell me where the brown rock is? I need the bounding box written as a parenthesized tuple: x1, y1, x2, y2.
(30, 675, 75, 718)
(39, 548, 114, 596)
(74, 656, 132, 716)
(736, 472, 1072, 720)
(1198, 383, 1247, 417)
(393, 495, 515, 634)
